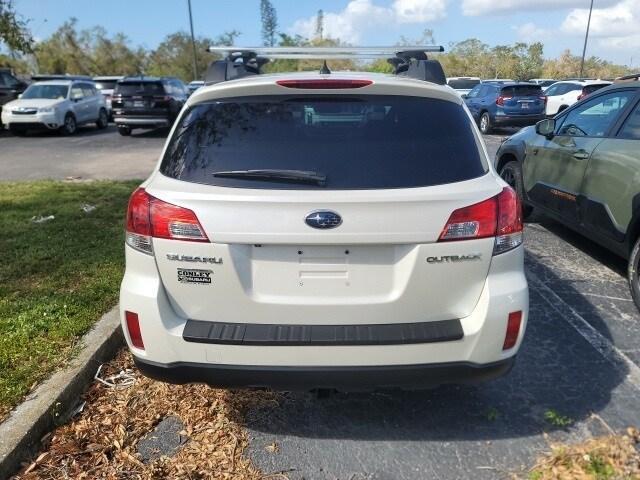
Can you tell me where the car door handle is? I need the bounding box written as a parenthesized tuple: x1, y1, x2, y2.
(572, 150, 590, 160)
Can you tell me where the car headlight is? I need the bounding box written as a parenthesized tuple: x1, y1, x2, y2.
(39, 107, 55, 113)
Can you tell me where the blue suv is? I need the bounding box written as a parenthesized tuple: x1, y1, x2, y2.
(464, 82, 546, 134)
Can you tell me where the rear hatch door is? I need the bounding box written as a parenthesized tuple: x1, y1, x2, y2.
(149, 92, 499, 325)
(500, 85, 545, 115)
(113, 81, 169, 116)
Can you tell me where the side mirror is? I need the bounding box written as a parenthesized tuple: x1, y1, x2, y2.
(17, 94, 22, 99)
(535, 118, 555, 138)
(461, 94, 468, 99)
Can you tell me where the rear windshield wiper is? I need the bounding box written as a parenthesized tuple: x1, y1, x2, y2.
(213, 169, 326, 186)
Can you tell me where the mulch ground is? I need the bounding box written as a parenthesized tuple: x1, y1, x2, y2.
(13, 350, 282, 480)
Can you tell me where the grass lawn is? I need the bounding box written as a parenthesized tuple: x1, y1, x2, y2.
(0, 180, 139, 419)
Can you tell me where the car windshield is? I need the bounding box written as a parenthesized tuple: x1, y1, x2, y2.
(500, 85, 542, 97)
(21, 84, 68, 100)
(160, 95, 486, 190)
(94, 81, 118, 90)
(115, 82, 164, 95)
(448, 79, 480, 90)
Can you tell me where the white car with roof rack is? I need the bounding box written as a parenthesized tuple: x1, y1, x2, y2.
(120, 46, 528, 391)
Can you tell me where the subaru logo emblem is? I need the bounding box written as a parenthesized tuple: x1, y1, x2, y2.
(305, 210, 342, 229)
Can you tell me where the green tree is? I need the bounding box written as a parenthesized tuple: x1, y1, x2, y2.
(147, 30, 241, 81)
(0, 0, 33, 53)
(315, 10, 324, 40)
(33, 19, 146, 76)
(260, 0, 278, 47)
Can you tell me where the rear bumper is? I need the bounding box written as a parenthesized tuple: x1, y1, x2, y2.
(133, 355, 516, 390)
(493, 114, 544, 127)
(114, 116, 169, 127)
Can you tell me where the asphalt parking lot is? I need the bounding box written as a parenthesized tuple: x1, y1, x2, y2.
(0, 125, 164, 181)
(3, 126, 640, 478)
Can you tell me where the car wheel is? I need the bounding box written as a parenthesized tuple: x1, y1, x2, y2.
(499, 160, 534, 220)
(479, 112, 492, 134)
(118, 126, 132, 136)
(628, 237, 640, 312)
(60, 113, 77, 135)
(96, 109, 108, 129)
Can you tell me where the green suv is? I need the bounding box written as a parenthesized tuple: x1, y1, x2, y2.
(495, 80, 640, 308)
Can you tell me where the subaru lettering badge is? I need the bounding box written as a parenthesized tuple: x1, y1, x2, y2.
(305, 210, 342, 229)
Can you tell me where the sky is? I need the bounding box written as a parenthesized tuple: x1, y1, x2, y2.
(13, 0, 639, 66)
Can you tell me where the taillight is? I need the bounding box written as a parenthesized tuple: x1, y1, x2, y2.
(125, 311, 144, 350)
(125, 187, 209, 254)
(540, 95, 547, 105)
(439, 187, 523, 255)
(496, 96, 511, 106)
(503, 311, 522, 350)
(276, 79, 373, 89)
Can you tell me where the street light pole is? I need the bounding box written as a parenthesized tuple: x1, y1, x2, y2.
(187, 0, 199, 80)
(579, 0, 594, 78)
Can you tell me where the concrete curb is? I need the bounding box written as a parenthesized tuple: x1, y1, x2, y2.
(0, 305, 124, 479)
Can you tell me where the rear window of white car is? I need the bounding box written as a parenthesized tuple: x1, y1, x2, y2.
(160, 95, 486, 190)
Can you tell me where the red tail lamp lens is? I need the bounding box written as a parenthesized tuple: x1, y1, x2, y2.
(503, 311, 522, 350)
(276, 79, 373, 89)
(125, 311, 144, 350)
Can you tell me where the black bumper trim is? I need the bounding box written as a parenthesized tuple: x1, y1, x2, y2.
(183, 318, 463, 346)
(133, 356, 515, 391)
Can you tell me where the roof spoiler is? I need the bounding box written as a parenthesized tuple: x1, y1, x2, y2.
(203, 46, 447, 86)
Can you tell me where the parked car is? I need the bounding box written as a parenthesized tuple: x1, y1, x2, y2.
(464, 81, 546, 134)
(446, 76, 481, 97)
(121, 59, 528, 391)
(111, 76, 188, 136)
(544, 80, 611, 116)
(528, 78, 556, 88)
(1, 79, 108, 135)
(31, 74, 93, 82)
(0, 68, 28, 128)
(93, 75, 124, 120)
(187, 80, 204, 95)
(495, 82, 640, 309)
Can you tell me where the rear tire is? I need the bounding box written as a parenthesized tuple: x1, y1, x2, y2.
(118, 126, 132, 136)
(60, 113, 77, 135)
(96, 109, 108, 129)
(499, 160, 534, 220)
(628, 237, 640, 312)
(479, 112, 493, 134)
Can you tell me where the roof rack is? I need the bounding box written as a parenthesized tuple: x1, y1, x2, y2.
(615, 73, 640, 83)
(203, 46, 447, 86)
(31, 74, 93, 82)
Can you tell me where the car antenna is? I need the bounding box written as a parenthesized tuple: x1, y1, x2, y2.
(319, 60, 331, 75)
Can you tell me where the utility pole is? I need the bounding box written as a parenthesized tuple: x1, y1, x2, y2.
(187, 0, 199, 80)
(579, 0, 594, 78)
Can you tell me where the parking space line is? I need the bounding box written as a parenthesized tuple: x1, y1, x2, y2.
(529, 272, 640, 390)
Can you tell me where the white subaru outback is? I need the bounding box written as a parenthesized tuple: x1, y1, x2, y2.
(120, 50, 528, 390)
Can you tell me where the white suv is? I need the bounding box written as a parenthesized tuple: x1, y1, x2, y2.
(120, 67, 529, 390)
(545, 80, 612, 116)
(1, 80, 108, 135)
